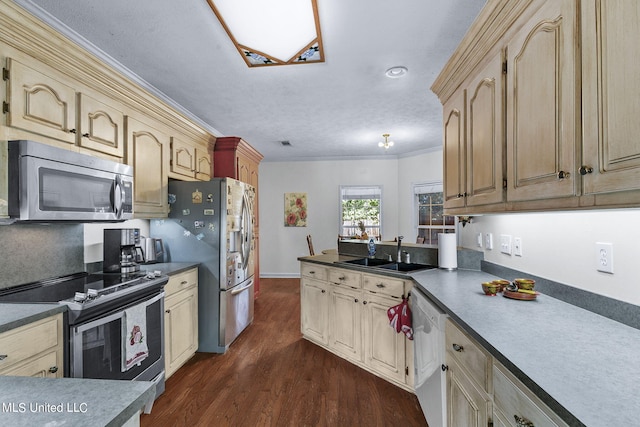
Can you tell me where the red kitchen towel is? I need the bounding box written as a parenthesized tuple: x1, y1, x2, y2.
(387, 297, 413, 340)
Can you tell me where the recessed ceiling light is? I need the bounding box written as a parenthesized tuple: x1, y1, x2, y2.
(385, 66, 408, 78)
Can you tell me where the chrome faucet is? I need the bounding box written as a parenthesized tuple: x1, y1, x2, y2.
(396, 236, 404, 262)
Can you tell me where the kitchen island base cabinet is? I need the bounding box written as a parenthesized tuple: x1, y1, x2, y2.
(164, 268, 198, 379)
(300, 262, 414, 391)
(0, 313, 63, 378)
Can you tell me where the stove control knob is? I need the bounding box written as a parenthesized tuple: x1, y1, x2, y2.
(87, 289, 99, 299)
(74, 292, 87, 302)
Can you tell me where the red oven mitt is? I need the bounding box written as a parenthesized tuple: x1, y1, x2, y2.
(387, 297, 413, 340)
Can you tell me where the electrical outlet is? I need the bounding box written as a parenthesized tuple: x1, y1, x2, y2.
(500, 234, 512, 255)
(485, 233, 493, 250)
(514, 237, 523, 256)
(596, 242, 614, 274)
(476, 233, 483, 248)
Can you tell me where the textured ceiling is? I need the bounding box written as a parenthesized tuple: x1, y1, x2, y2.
(19, 0, 485, 161)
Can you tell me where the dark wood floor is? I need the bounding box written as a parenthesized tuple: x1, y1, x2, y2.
(141, 278, 428, 426)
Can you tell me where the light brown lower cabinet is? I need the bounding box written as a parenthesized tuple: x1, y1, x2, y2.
(164, 268, 198, 379)
(300, 262, 413, 391)
(0, 313, 63, 378)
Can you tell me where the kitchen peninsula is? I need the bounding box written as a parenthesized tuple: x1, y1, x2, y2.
(300, 245, 640, 426)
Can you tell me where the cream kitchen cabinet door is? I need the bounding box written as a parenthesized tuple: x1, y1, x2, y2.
(164, 269, 198, 379)
(446, 355, 492, 427)
(126, 116, 170, 218)
(505, 0, 578, 203)
(581, 1, 640, 198)
(300, 276, 329, 346)
(5, 57, 77, 145)
(329, 283, 362, 363)
(362, 292, 407, 385)
(0, 313, 63, 379)
(195, 146, 211, 181)
(77, 92, 125, 158)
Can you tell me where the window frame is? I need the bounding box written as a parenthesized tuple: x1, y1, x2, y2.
(339, 185, 383, 239)
(413, 181, 456, 245)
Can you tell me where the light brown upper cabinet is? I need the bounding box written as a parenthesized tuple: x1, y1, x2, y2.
(443, 51, 505, 210)
(77, 93, 125, 158)
(505, 0, 578, 203)
(169, 135, 211, 181)
(126, 116, 170, 218)
(5, 57, 77, 145)
(5, 57, 126, 159)
(433, 0, 640, 213)
(581, 0, 640, 198)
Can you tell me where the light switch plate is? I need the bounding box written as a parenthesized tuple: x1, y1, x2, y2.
(500, 234, 512, 255)
(514, 237, 523, 256)
(485, 233, 493, 250)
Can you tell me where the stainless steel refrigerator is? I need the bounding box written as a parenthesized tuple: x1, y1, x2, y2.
(151, 177, 255, 353)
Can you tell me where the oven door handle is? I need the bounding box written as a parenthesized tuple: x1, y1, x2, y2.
(230, 280, 253, 296)
(73, 291, 165, 333)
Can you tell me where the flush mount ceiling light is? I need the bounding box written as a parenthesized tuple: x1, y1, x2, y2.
(207, 0, 324, 67)
(378, 133, 394, 150)
(385, 66, 408, 78)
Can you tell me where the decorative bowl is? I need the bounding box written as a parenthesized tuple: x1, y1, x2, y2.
(491, 279, 510, 293)
(514, 278, 535, 290)
(482, 282, 500, 296)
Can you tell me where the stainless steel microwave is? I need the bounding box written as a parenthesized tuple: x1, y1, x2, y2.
(7, 140, 134, 222)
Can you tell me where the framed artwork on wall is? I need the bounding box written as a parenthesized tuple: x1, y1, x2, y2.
(284, 192, 307, 227)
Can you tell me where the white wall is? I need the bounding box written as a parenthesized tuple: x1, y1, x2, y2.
(458, 211, 640, 305)
(259, 151, 444, 277)
(84, 219, 150, 263)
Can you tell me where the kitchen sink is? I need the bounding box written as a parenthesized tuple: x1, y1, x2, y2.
(342, 257, 394, 267)
(339, 258, 436, 273)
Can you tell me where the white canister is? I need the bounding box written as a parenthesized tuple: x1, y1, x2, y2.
(438, 233, 457, 270)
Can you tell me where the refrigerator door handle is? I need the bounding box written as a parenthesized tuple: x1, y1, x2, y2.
(230, 280, 254, 296)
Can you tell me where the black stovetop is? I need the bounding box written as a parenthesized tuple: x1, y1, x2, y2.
(0, 271, 151, 303)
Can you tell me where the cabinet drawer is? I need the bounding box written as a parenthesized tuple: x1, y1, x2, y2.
(301, 263, 327, 281)
(445, 319, 491, 392)
(0, 314, 61, 374)
(362, 274, 405, 298)
(328, 268, 362, 288)
(493, 362, 568, 427)
(3, 349, 61, 378)
(165, 268, 198, 297)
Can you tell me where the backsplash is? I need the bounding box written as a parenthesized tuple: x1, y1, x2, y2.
(0, 223, 84, 289)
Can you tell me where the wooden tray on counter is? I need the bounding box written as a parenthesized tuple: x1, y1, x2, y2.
(503, 290, 538, 301)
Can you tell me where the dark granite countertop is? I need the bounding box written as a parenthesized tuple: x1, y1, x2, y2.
(0, 304, 66, 334)
(409, 268, 640, 427)
(139, 262, 199, 276)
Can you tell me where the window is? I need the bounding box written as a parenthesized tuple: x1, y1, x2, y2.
(414, 182, 456, 245)
(340, 185, 382, 239)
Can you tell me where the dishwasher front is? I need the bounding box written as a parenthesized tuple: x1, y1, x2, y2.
(412, 286, 448, 427)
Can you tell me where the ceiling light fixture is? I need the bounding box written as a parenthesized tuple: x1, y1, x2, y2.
(378, 133, 394, 150)
(207, 0, 324, 67)
(385, 66, 408, 78)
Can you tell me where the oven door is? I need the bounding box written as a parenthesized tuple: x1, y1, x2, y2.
(69, 292, 164, 381)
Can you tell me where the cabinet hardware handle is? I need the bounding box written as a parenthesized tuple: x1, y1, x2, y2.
(48, 366, 58, 374)
(69, 128, 77, 134)
(165, 309, 171, 313)
(309, 271, 315, 274)
(579, 166, 594, 175)
(321, 290, 326, 293)
(363, 301, 367, 305)
(557, 170, 570, 179)
(441, 364, 448, 371)
(339, 276, 346, 281)
(514, 415, 534, 427)
(82, 133, 90, 138)
(0, 354, 7, 361)
(376, 283, 385, 288)
(181, 280, 188, 285)
(354, 298, 359, 303)
(457, 193, 464, 198)
(452, 343, 464, 352)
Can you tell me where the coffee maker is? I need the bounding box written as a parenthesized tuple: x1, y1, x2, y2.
(103, 228, 143, 274)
